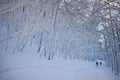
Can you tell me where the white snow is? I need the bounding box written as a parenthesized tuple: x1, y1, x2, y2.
(0, 52, 116, 80)
(0, 0, 101, 61)
(0, 0, 119, 80)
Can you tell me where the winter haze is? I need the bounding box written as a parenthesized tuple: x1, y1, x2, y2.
(0, 0, 120, 80)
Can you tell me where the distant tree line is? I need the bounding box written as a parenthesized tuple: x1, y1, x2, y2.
(60, 0, 120, 75)
(91, 0, 120, 76)
(0, 0, 119, 75)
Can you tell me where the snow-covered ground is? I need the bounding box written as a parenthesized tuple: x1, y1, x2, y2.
(0, 52, 118, 80)
(0, 0, 119, 80)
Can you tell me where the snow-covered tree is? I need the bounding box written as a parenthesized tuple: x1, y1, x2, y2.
(91, 0, 120, 75)
(0, 0, 101, 61)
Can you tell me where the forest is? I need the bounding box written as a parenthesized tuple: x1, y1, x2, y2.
(0, 0, 120, 76)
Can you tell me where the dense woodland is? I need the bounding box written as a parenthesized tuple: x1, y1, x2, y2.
(0, 0, 120, 76)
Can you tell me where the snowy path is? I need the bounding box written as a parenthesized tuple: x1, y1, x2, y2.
(0, 53, 115, 80)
